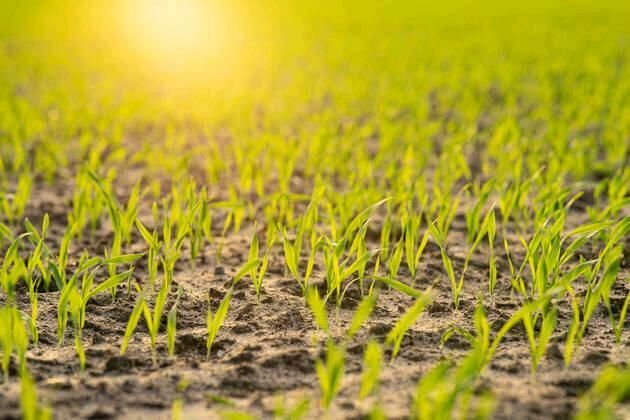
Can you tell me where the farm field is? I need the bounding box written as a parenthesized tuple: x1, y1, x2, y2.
(0, 1, 629, 419)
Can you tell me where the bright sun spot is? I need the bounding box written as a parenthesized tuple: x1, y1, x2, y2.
(121, 0, 228, 77)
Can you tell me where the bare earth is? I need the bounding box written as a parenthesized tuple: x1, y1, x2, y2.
(0, 177, 628, 420)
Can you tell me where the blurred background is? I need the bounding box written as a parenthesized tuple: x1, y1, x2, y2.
(2, 1, 627, 97)
(0, 0, 628, 162)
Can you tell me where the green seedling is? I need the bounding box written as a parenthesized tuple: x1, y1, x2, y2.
(575, 363, 630, 420)
(104, 220, 124, 294)
(429, 206, 494, 308)
(369, 273, 426, 298)
(121, 286, 146, 356)
(587, 168, 630, 222)
(321, 236, 377, 307)
(0, 172, 32, 224)
(316, 339, 345, 410)
(120, 279, 171, 365)
(349, 221, 371, 294)
(386, 291, 432, 360)
(387, 239, 404, 281)
(498, 173, 537, 231)
(57, 253, 139, 345)
(504, 212, 610, 302)
(167, 286, 184, 357)
(207, 290, 232, 360)
(175, 182, 209, 265)
(212, 194, 246, 262)
(379, 213, 392, 262)
(159, 200, 195, 287)
(0, 306, 30, 382)
(487, 209, 497, 294)
(88, 170, 140, 245)
(563, 292, 581, 367)
(433, 186, 464, 239)
(304, 231, 320, 293)
(611, 291, 630, 344)
(273, 396, 310, 420)
(580, 244, 624, 344)
(0, 222, 13, 248)
(465, 179, 493, 244)
(346, 294, 377, 340)
(171, 398, 183, 420)
(412, 358, 495, 420)
(412, 362, 457, 419)
(187, 186, 212, 264)
(142, 282, 169, 364)
(571, 217, 630, 348)
(443, 294, 568, 385)
(418, 303, 500, 419)
(404, 220, 430, 284)
(367, 404, 387, 420)
(0, 232, 31, 303)
(232, 259, 262, 289)
(359, 340, 382, 400)
(338, 197, 389, 244)
(307, 288, 372, 409)
(135, 217, 162, 288)
(121, 181, 142, 245)
(281, 225, 305, 294)
(53, 222, 79, 289)
(57, 255, 99, 345)
(59, 263, 135, 368)
(248, 225, 270, 301)
(20, 371, 52, 420)
(306, 287, 329, 333)
(24, 214, 51, 291)
(23, 216, 51, 346)
(137, 200, 192, 290)
(522, 307, 557, 374)
(69, 167, 110, 235)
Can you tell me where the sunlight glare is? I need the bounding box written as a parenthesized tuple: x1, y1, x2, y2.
(122, 0, 227, 77)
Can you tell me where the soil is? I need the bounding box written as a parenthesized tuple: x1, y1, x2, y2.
(0, 177, 628, 420)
